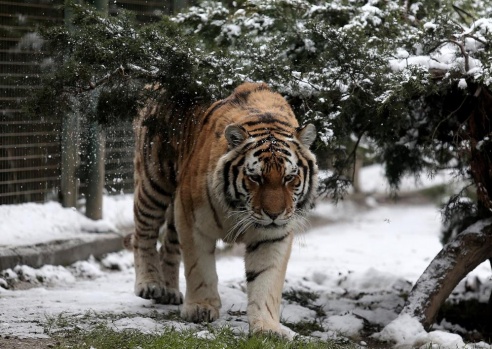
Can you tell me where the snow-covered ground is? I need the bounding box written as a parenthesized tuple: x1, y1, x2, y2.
(0, 194, 134, 247)
(0, 165, 491, 348)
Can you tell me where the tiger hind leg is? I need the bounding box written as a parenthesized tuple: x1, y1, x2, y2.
(132, 185, 169, 301)
(158, 203, 183, 304)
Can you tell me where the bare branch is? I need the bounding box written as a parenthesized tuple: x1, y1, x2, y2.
(290, 73, 321, 92)
(431, 93, 470, 142)
(448, 39, 470, 72)
(464, 33, 488, 46)
(474, 85, 483, 98)
(65, 65, 157, 95)
(426, 40, 447, 55)
(84, 65, 126, 92)
(349, 130, 367, 185)
(452, 5, 476, 25)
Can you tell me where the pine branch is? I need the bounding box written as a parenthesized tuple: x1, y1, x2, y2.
(452, 5, 476, 25)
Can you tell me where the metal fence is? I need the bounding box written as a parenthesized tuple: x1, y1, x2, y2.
(0, 0, 183, 206)
(79, 122, 135, 197)
(0, 0, 65, 204)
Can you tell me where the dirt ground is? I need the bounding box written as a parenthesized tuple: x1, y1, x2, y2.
(0, 336, 57, 349)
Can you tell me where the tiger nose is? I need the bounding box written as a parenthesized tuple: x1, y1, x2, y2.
(265, 210, 281, 220)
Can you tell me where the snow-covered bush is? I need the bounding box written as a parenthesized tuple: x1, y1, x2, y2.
(32, 0, 492, 216)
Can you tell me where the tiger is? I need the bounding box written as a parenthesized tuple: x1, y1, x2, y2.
(130, 82, 318, 336)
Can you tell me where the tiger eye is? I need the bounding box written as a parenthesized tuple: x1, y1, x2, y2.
(284, 175, 295, 183)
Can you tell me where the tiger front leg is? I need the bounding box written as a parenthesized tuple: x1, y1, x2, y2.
(245, 232, 294, 337)
(175, 199, 221, 322)
(180, 232, 221, 322)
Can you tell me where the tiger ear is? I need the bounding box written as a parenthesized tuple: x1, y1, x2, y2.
(225, 124, 248, 148)
(296, 124, 317, 147)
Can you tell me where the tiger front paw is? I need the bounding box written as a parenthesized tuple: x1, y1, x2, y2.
(181, 301, 220, 323)
(134, 281, 166, 300)
(250, 319, 295, 340)
(157, 288, 183, 305)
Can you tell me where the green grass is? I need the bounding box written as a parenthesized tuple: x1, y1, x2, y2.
(42, 305, 358, 349)
(52, 325, 358, 349)
(42, 288, 362, 348)
(283, 289, 320, 308)
(282, 288, 327, 336)
(283, 319, 325, 336)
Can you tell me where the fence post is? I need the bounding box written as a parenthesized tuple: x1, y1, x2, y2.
(85, 122, 105, 219)
(60, 112, 79, 207)
(85, 0, 108, 220)
(60, 1, 79, 208)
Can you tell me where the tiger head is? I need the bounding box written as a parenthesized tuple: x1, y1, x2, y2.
(215, 120, 318, 237)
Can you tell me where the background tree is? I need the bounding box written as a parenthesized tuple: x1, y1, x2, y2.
(31, 0, 492, 333)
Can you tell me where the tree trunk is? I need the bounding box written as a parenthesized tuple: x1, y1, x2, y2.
(488, 258, 492, 332)
(400, 219, 492, 329)
(468, 87, 492, 214)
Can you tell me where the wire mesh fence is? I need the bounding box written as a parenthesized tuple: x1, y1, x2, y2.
(1, 0, 64, 204)
(0, 0, 179, 205)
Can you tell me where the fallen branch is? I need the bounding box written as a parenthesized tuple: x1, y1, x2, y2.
(400, 219, 492, 329)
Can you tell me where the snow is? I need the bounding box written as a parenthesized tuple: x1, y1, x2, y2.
(458, 78, 468, 89)
(389, 16, 492, 79)
(326, 314, 364, 337)
(0, 194, 133, 247)
(358, 164, 460, 194)
(423, 22, 437, 31)
(0, 166, 491, 348)
(389, 54, 452, 73)
(374, 314, 428, 346)
(375, 313, 470, 348)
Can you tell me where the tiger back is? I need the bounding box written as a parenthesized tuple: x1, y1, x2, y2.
(132, 82, 318, 336)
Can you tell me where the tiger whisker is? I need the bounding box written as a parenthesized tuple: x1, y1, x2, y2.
(232, 219, 254, 243)
(292, 212, 310, 233)
(227, 209, 248, 219)
(289, 213, 310, 249)
(225, 211, 256, 243)
(225, 211, 250, 241)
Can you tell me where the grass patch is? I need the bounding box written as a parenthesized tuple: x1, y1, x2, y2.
(42, 288, 362, 348)
(43, 309, 183, 337)
(283, 288, 326, 318)
(281, 288, 328, 336)
(52, 325, 358, 349)
(283, 320, 325, 336)
(283, 289, 320, 308)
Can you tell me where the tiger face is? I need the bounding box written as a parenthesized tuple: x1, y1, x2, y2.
(216, 122, 318, 237)
(243, 140, 309, 228)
